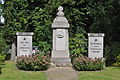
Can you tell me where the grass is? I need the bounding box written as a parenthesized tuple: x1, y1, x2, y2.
(0, 61, 47, 80)
(1, 61, 120, 80)
(78, 67, 120, 80)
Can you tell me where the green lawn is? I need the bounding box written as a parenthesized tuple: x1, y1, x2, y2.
(0, 61, 120, 80)
(78, 67, 120, 80)
(0, 61, 47, 80)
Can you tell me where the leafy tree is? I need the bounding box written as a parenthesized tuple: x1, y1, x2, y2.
(70, 33, 87, 60)
(2, 0, 89, 51)
(0, 28, 7, 54)
(1, 0, 120, 66)
(87, 0, 120, 65)
(87, 0, 114, 44)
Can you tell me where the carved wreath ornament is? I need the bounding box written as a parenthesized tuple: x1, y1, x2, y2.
(57, 31, 64, 38)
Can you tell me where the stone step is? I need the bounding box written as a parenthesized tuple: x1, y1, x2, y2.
(46, 67, 79, 80)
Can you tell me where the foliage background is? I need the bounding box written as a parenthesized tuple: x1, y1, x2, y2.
(0, 0, 120, 66)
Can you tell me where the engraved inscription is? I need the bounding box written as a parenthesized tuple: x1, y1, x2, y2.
(88, 33, 104, 58)
(17, 32, 33, 56)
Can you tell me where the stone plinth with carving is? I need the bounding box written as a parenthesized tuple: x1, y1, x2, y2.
(51, 6, 71, 67)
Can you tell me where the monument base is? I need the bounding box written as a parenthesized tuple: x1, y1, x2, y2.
(51, 50, 71, 67)
(51, 58, 72, 67)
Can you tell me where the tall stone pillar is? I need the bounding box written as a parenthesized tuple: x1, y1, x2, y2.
(51, 6, 71, 66)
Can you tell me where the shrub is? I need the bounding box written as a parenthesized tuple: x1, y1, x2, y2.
(72, 56, 105, 71)
(0, 33, 10, 60)
(113, 54, 120, 67)
(38, 41, 51, 53)
(0, 54, 5, 73)
(105, 42, 120, 66)
(16, 53, 50, 71)
(0, 33, 8, 54)
(69, 33, 87, 60)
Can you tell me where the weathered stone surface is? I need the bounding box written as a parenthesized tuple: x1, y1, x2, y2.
(46, 67, 79, 80)
(88, 33, 105, 58)
(51, 58, 71, 67)
(16, 32, 33, 56)
(52, 6, 69, 28)
(11, 42, 16, 60)
(51, 6, 71, 66)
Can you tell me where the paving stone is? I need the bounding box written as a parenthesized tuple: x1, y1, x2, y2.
(46, 67, 79, 80)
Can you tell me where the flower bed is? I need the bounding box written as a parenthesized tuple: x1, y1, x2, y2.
(72, 56, 105, 71)
(16, 53, 50, 71)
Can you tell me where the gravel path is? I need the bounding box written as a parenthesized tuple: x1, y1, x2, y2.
(46, 67, 79, 80)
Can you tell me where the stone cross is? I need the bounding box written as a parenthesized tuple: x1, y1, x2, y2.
(11, 42, 16, 60)
(88, 33, 105, 58)
(51, 6, 71, 67)
(16, 32, 33, 56)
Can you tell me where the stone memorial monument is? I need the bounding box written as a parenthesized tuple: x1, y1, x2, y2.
(88, 33, 105, 58)
(16, 32, 33, 56)
(51, 6, 71, 66)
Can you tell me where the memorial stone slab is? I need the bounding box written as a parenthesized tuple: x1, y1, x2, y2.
(16, 32, 33, 56)
(51, 6, 71, 66)
(88, 33, 105, 58)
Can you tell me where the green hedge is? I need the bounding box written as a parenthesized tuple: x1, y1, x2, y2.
(69, 33, 87, 60)
(105, 42, 120, 66)
(113, 54, 120, 67)
(0, 54, 5, 73)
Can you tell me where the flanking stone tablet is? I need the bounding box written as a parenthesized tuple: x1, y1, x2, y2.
(88, 33, 105, 58)
(16, 32, 33, 56)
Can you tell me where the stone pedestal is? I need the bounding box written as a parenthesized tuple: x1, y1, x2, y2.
(16, 32, 33, 56)
(51, 6, 71, 66)
(88, 33, 105, 58)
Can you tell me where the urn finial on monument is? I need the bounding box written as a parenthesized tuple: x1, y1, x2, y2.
(52, 6, 69, 29)
(51, 6, 71, 67)
(57, 6, 64, 16)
